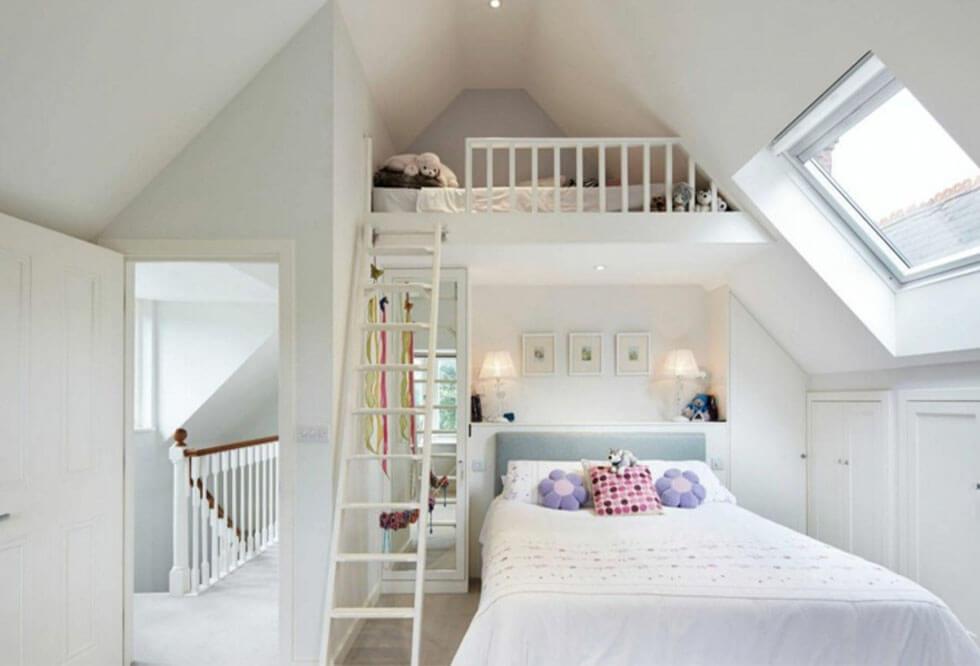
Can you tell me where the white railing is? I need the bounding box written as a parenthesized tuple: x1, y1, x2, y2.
(168, 430, 279, 596)
(463, 137, 722, 214)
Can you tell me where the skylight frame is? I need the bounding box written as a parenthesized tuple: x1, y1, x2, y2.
(773, 53, 980, 285)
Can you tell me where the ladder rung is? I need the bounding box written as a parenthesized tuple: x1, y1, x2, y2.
(331, 607, 416, 620)
(342, 502, 422, 511)
(354, 407, 426, 416)
(364, 282, 432, 294)
(337, 553, 419, 563)
(431, 453, 456, 459)
(368, 246, 434, 257)
(430, 520, 456, 527)
(349, 453, 422, 461)
(362, 323, 430, 332)
(357, 364, 426, 372)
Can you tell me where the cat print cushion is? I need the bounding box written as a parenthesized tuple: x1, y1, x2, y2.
(590, 464, 663, 516)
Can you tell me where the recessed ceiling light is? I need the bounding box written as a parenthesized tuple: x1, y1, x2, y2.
(594, 264, 606, 272)
(489, 0, 501, 8)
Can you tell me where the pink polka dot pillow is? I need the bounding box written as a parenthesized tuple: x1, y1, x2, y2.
(590, 464, 663, 516)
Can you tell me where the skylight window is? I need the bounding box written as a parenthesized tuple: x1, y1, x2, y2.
(773, 53, 980, 283)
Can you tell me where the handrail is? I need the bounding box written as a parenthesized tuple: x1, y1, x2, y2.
(174, 429, 278, 458)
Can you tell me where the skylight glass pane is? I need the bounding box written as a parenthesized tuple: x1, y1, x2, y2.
(809, 88, 980, 268)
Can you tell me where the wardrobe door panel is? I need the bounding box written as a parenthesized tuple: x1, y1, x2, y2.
(807, 401, 848, 551)
(845, 401, 889, 565)
(906, 399, 980, 636)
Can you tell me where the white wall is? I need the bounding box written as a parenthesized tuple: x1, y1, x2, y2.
(101, 6, 334, 662)
(405, 88, 573, 183)
(470, 285, 713, 423)
(155, 301, 277, 438)
(728, 296, 807, 532)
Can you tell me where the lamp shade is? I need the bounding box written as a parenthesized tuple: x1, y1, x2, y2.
(663, 349, 701, 378)
(479, 351, 516, 380)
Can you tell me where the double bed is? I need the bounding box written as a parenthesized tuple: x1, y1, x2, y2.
(452, 432, 980, 665)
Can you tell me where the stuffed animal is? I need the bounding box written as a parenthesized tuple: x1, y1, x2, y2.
(672, 183, 693, 210)
(538, 469, 588, 511)
(382, 153, 423, 177)
(695, 190, 729, 212)
(651, 195, 667, 212)
(655, 469, 706, 508)
(682, 393, 718, 422)
(607, 448, 639, 475)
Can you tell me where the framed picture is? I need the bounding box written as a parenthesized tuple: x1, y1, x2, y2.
(615, 332, 651, 376)
(568, 332, 602, 376)
(522, 333, 557, 376)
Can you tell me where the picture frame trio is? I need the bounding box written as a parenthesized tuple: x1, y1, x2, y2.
(522, 332, 651, 377)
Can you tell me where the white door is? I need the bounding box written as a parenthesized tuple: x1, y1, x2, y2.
(0, 213, 123, 665)
(807, 394, 893, 566)
(904, 397, 980, 636)
(807, 401, 849, 550)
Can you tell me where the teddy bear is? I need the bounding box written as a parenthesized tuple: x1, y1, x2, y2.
(651, 195, 667, 212)
(607, 448, 639, 475)
(694, 190, 728, 212)
(381, 152, 459, 188)
(672, 183, 693, 211)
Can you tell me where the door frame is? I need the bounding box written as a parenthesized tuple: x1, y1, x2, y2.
(102, 239, 295, 666)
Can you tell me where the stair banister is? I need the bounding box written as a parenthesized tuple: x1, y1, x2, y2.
(168, 428, 191, 596)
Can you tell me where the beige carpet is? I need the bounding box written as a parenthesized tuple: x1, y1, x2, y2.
(338, 580, 480, 666)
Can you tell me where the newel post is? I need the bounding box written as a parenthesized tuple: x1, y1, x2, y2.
(168, 428, 191, 596)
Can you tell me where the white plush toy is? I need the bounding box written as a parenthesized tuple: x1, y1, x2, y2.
(694, 190, 728, 212)
(607, 448, 639, 475)
(382, 152, 459, 187)
(382, 154, 422, 177)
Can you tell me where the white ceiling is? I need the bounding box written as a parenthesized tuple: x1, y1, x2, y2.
(0, 0, 324, 239)
(135, 262, 278, 303)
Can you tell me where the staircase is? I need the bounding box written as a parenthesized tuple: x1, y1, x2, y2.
(168, 429, 280, 595)
(320, 223, 445, 666)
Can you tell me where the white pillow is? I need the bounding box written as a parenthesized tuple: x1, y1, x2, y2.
(501, 460, 584, 504)
(580, 458, 736, 505)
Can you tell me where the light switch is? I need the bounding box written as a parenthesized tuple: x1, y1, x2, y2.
(471, 459, 485, 473)
(296, 425, 330, 444)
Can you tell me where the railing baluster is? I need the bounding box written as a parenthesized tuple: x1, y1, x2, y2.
(464, 139, 473, 213)
(531, 145, 539, 213)
(199, 455, 211, 590)
(711, 180, 718, 212)
(210, 454, 219, 583)
(508, 144, 516, 212)
(599, 145, 606, 213)
(620, 143, 629, 213)
(486, 146, 493, 214)
(221, 451, 230, 575)
(576, 143, 584, 213)
(643, 143, 651, 213)
(665, 143, 673, 213)
(274, 441, 280, 541)
(688, 156, 696, 212)
(553, 146, 561, 212)
(190, 455, 201, 594)
(230, 449, 238, 570)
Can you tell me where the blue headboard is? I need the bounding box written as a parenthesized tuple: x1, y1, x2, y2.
(494, 431, 706, 495)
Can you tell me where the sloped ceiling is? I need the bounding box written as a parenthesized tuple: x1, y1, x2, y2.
(0, 0, 324, 239)
(340, 0, 980, 373)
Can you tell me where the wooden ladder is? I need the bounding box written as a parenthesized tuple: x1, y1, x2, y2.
(320, 223, 444, 666)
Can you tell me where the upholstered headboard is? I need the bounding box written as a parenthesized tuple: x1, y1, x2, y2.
(494, 431, 706, 495)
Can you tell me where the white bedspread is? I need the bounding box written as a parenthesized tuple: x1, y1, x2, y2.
(453, 500, 980, 666)
(373, 184, 665, 213)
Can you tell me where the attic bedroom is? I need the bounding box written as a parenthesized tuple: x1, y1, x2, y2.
(3, 1, 980, 666)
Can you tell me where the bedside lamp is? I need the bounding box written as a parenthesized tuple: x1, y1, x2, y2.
(663, 349, 705, 421)
(479, 351, 516, 422)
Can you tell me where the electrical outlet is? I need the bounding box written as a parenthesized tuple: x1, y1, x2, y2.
(471, 459, 485, 473)
(296, 425, 330, 444)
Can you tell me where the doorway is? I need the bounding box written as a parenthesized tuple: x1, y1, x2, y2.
(128, 260, 281, 665)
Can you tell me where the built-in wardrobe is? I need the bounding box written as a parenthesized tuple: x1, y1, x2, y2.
(806, 388, 980, 637)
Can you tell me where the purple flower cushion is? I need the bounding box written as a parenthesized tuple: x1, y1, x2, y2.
(655, 469, 707, 508)
(538, 469, 588, 511)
